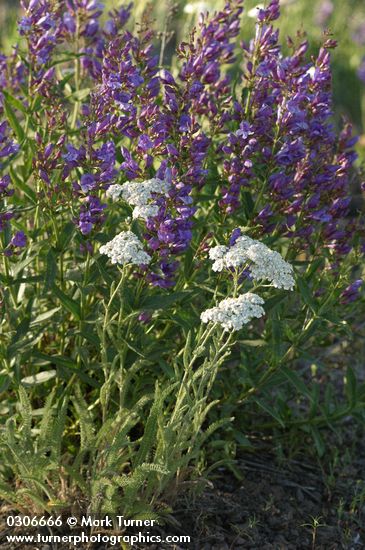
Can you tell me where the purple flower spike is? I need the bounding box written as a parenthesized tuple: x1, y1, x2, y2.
(0, 175, 14, 197)
(80, 173, 96, 192)
(0, 212, 14, 232)
(5, 0, 359, 289)
(77, 196, 106, 235)
(340, 280, 363, 304)
(138, 311, 152, 324)
(229, 228, 242, 246)
(138, 134, 153, 151)
(11, 231, 27, 248)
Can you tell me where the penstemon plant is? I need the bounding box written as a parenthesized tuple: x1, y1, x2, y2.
(0, 0, 364, 519)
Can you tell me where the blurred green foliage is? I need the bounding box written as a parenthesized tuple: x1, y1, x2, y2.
(0, 0, 19, 53)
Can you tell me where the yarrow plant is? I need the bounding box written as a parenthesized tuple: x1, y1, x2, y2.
(106, 177, 171, 220)
(201, 230, 295, 331)
(201, 293, 266, 331)
(209, 232, 295, 290)
(99, 230, 151, 265)
(0, 0, 364, 523)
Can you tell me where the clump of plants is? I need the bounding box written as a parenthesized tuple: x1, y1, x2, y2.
(0, 0, 364, 519)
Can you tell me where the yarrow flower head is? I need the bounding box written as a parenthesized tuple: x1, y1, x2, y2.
(99, 231, 151, 266)
(200, 293, 265, 331)
(106, 178, 170, 220)
(132, 204, 160, 220)
(106, 183, 123, 201)
(183, 1, 210, 15)
(245, 241, 295, 290)
(209, 233, 295, 290)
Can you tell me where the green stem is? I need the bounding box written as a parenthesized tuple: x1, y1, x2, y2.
(170, 324, 231, 425)
(75, 252, 91, 366)
(71, 14, 81, 129)
(101, 267, 127, 375)
(1, 237, 17, 307)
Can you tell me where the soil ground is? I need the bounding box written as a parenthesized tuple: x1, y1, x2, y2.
(168, 448, 365, 549)
(1, 433, 364, 550)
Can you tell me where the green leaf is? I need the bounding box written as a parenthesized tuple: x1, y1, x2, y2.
(65, 269, 83, 282)
(296, 275, 317, 313)
(141, 291, 193, 311)
(11, 316, 31, 346)
(0, 374, 11, 394)
(305, 257, 325, 280)
(7, 275, 42, 286)
(2, 90, 27, 113)
(3, 96, 25, 142)
(183, 331, 192, 369)
(44, 248, 58, 291)
(62, 464, 88, 492)
(21, 143, 34, 180)
(183, 245, 194, 279)
(270, 318, 283, 360)
(319, 310, 344, 327)
(298, 319, 320, 344)
(7, 332, 43, 360)
(239, 339, 266, 347)
(31, 351, 75, 369)
(10, 167, 37, 203)
(72, 88, 91, 101)
(252, 397, 285, 428)
(95, 257, 113, 287)
(309, 383, 320, 418)
(264, 293, 288, 311)
(80, 328, 100, 347)
(233, 431, 253, 448)
(21, 370, 57, 387)
(30, 96, 43, 114)
(32, 351, 99, 387)
(11, 254, 36, 277)
(280, 366, 312, 401)
(242, 191, 254, 219)
(345, 367, 357, 408)
(72, 386, 95, 450)
(52, 285, 81, 320)
(30, 307, 61, 327)
(58, 222, 75, 252)
(310, 426, 326, 457)
(17, 490, 53, 514)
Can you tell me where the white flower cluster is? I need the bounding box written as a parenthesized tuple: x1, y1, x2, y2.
(200, 293, 265, 332)
(247, 4, 264, 18)
(183, 1, 209, 15)
(209, 234, 295, 290)
(106, 184, 123, 201)
(99, 231, 151, 266)
(106, 178, 170, 220)
(247, 243, 295, 291)
(132, 204, 159, 220)
(201, 232, 295, 332)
